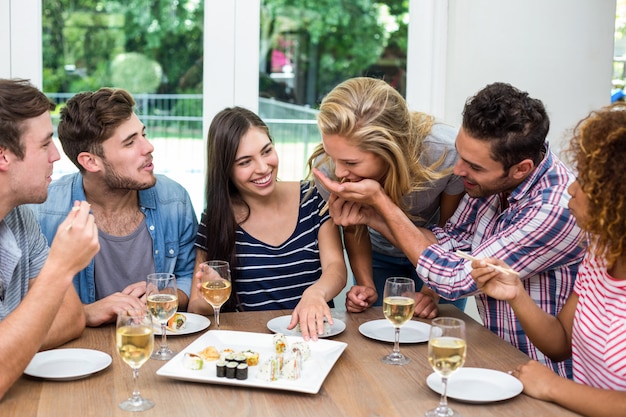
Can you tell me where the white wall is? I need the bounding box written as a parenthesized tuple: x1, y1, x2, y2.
(0, 0, 43, 86)
(409, 0, 616, 158)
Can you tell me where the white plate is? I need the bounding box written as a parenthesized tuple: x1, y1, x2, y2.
(153, 313, 211, 336)
(426, 368, 524, 403)
(266, 315, 346, 338)
(24, 348, 112, 381)
(156, 330, 347, 394)
(358, 319, 431, 343)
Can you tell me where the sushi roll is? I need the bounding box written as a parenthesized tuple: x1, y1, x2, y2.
(225, 362, 238, 379)
(291, 341, 311, 361)
(244, 350, 260, 366)
(282, 355, 301, 380)
(183, 352, 204, 370)
(273, 333, 287, 355)
(236, 363, 248, 380)
(167, 313, 187, 332)
(215, 360, 226, 377)
(257, 357, 279, 381)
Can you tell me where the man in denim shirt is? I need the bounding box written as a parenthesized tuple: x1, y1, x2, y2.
(31, 88, 197, 327)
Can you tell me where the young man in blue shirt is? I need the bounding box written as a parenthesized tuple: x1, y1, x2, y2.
(32, 88, 197, 327)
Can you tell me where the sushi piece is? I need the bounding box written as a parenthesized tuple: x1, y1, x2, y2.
(294, 318, 331, 336)
(167, 313, 187, 332)
(257, 357, 280, 381)
(282, 356, 301, 380)
(244, 350, 260, 366)
(225, 362, 238, 379)
(291, 341, 311, 361)
(273, 333, 287, 355)
(182, 352, 204, 370)
(236, 363, 248, 380)
(215, 360, 226, 377)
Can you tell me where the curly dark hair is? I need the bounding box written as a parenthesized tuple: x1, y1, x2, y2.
(566, 104, 626, 267)
(462, 82, 549, 171)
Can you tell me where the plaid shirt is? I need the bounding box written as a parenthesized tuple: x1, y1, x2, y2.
(417, 148, 585, 377)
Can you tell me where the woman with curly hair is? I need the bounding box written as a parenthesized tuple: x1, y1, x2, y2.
(468, 104, 626, 417)
(307, 77, 465, 316)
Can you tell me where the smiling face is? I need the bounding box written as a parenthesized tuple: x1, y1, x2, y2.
(452, 128, 525, 198)
(231, 126, 279, 198)
(8, 112, 60, 205)
(97, 113, 156, 190)
(321, 134, 387, 183)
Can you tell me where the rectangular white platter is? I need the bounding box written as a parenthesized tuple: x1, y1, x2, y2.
(156, 330, 347, 394)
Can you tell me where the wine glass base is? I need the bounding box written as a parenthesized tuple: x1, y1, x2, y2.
(119, 397, 155, 412)
(381, 352, 410, 365)
(151, 347, 175, 361)
(425, 406, 460, 417)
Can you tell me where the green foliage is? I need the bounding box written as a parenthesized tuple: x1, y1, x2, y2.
(42, 0, 408, 102)
(110, 52, 163, 93)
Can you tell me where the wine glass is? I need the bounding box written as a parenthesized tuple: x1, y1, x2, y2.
(381, 277, 416, 365)
(199, 260, 232, 330)
(426, 317, 467, 417)
(116, 309, 155, 412)
(146, 272, 178, 360)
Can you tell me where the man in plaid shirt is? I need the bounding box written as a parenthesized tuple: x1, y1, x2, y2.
(314, 82, 584, 378)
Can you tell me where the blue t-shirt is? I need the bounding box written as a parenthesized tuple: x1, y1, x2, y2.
(196, 181, 332, 311)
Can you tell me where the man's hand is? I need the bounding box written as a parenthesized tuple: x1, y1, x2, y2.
(84, 292, 146, 327)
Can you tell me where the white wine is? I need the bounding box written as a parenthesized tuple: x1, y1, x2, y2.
(428, 337, 466, 377)
(117, 325, 154, 368)
(147, 293, 178, 322)
(383, 296, 415, 327)
(202, 280, 232, 307)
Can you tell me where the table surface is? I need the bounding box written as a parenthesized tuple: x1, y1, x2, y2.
(1, 305, 579, 417)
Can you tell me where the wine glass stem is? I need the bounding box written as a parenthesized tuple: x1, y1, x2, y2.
(131, 367, 142, 401)
(160, 323, 168, 349)
(439, 376, 450, 412)
(393, 326, 401, 354)
(214, 307, 221, 330)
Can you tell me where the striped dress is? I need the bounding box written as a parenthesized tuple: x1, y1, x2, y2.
(197, 181, 331, 311)
(572, 252, 626, 389)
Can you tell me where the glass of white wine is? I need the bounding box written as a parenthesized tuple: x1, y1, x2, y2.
(146, 272, 178, 360)
(426, 317, 467, 417)
(116, 309, 155, 412)
(381, 277, 416, 365)
(200, 260, 232, 330)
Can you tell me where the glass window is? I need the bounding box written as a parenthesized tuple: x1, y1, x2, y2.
(258, 0, 409, 180)
(42, 0, 205, 214)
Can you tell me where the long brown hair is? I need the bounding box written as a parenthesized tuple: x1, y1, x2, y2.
(201, 107, 273, 310)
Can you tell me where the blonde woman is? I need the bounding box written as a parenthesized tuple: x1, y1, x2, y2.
(308, 77, 465, 316)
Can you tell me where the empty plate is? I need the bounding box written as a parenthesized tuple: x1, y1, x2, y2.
(426, 367, 524, 403)
(24, 348, 112, 381)
(358, 319, 431, 343)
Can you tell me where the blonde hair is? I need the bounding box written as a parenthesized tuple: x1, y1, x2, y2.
(307, 77, 446, 212)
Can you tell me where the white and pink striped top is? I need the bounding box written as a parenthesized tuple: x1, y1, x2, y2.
(572, 252, 626, 389)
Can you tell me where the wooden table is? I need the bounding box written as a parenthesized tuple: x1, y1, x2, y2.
(1, 305, 578, 417)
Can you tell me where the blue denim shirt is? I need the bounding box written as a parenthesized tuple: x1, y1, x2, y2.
(30, 173, 197, 303)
